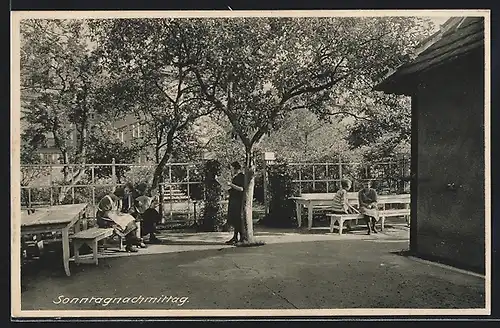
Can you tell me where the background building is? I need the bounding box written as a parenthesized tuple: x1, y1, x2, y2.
(375, 17, 486, 273)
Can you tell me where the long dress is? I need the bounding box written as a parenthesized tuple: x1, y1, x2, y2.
(134, 195, 161, 236)
(358, 188, 379, 222)
(227, 172, 244, 231)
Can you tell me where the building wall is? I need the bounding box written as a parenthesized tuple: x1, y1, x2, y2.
(112, 115, 151, 163)
(414, 49, 485, 272)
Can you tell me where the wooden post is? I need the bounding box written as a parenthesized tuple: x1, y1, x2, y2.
(159, 169, 165, 224)
(71, 165, 75, 204)
(187, 165, 191, 221)
(325, 164, 329, 193)
(262, 152, 275, 216)
(338, 157, 343, 190)
(28, 187, 32, 210)
(91, 165, 96, 216)
(263, 157, 268, 215)
(169, 164, 173, 221)
(298, 166, 302, 195)
(312, 165, 316, 191)
(111, 158, 116, 192)
(388, 161, 392, 193)
(49, 167, 53, 206)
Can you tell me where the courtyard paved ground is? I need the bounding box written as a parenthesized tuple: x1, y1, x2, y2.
(18, 223, 485, 314)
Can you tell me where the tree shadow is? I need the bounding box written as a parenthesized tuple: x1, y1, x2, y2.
(153, 240, 229, 246)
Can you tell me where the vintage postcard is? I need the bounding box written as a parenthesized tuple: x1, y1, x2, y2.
(11, 9, 491, 318)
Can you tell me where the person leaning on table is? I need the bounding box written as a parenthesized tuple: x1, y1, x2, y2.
(96, 193, 145, 252)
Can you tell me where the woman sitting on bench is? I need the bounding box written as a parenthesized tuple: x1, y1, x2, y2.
(96, 193, 145, 252)
(134, 195, 162, 244)
(358, 180, 379, 235)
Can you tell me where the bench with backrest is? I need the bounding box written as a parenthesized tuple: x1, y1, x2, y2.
(326, 208, 410, 235)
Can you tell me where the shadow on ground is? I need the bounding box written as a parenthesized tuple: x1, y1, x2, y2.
(19, 237, 485, 311)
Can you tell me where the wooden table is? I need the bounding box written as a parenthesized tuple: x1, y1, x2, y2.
(21, 203, 89, 277)
(290, 193, 410, 229)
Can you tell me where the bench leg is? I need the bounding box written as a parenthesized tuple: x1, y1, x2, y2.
(296, 203, 302, 228)
(381, 216, 385, 231)
(307, 205, 313, 230)
(73, 240, 81, 265)
(93, 239, 99, 266)
(405, 204, 410, 227)
(338, 219, 344, 235)
(329, 217, 335, 233)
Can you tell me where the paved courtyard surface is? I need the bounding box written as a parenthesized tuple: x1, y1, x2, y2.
(19, 224, 485, 312)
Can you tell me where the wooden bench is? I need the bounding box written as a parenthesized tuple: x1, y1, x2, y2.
(71, 227, 114, 265)
(326, 208, 410, 235)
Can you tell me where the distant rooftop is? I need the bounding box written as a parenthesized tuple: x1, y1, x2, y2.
(374, 16, 485, 95)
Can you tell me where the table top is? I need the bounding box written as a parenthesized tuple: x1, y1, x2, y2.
(21, 203, 88, 227)
(291, 193, 410, 202)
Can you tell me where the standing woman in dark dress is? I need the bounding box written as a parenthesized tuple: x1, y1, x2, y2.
(223, 161, 245, 244)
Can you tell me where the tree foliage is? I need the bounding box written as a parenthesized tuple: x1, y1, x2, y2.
(20, 19, 109, 202)
(19, 16, 432, 231)
(346, 94, 411, 161)
(181, 16, 433, 243)
(85, 122, 142, 182)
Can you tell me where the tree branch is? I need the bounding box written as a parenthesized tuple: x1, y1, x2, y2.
(192, 67, 251, 147)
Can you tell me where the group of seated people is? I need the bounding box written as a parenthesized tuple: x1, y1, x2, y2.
(96, 182, 162, 252)
(330, 179, 380, 235)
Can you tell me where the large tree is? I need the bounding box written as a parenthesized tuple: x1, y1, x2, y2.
(20, 19, 109, 203)
(183, 17, 433, 244)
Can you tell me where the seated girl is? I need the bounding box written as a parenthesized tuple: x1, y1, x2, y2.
(134, 195, 162, 244)
(331, 179, 356, 214)
(330, 178, 357, 230)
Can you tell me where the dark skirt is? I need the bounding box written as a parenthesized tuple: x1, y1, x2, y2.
(139, 208, 162, 235)
(227, 198, 243, 230)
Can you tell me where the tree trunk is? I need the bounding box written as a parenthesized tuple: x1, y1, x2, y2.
(155, 145, 165, 219)
(151, 131, 174, 190)
(240, 147, 256, 243)
(57, 167, 86, 204)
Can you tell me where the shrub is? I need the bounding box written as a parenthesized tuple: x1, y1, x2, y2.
(200, 159, 226, 231)
(261, 159, 298, 228)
